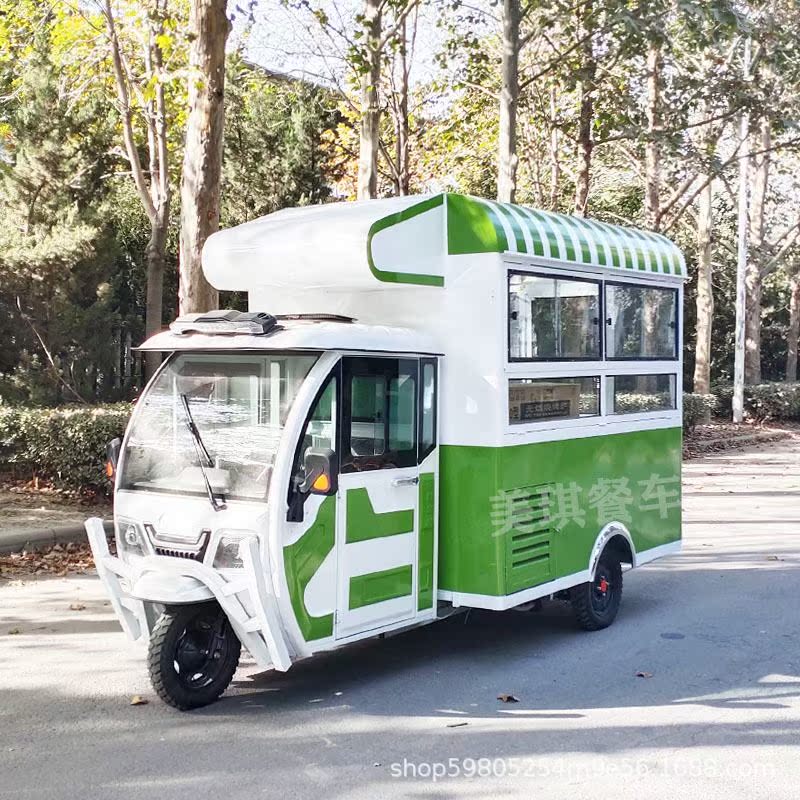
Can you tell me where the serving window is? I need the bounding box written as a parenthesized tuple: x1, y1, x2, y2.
(605, 283, 677, 359)
(509, 377, 600, 424)
(508, 272, 601, 361)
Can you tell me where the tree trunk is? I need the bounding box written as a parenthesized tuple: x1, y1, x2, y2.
(392, 16, 411, 196)
(745, 114, 771, 384)
(549, 85, 560, 210)
(644, 37, 662, 231)
(693, 177, 714, 395)
(179, 0, 229, 315)
(573, 0, 594, 216)
(787, 273, 800, 381)
(497, 0, 520, 204)
(144, 212, 169, 378)
(357, 0, 381, 200)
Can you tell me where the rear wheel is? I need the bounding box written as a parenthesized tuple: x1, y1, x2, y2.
(570, 552, 623, 631)
(148, 602, 241, 710)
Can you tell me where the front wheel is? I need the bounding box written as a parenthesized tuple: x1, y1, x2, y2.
(570, 553, 623, 631)
(148, 602, 241, 710)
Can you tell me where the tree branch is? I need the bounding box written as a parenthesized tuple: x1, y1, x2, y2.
(102, 0, 156, 223)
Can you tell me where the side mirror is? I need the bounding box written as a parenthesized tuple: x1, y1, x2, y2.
(286, 448, 337, 523)
(299, 448, 338, 495)
(105, 438, 122, 481)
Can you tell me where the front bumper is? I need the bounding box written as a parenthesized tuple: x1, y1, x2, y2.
(85, 517, 292, 671)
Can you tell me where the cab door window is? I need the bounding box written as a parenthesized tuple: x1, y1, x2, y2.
(342, 357, 418, 472)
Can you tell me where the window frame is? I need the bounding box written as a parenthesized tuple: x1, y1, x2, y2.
(609, 372, 678, 415)
(508, 375, 602, 425)
(287, 362, 341, 507)
(340, 356, 420, 473)
(603, 280, 680, 362)
(507, 269, 604, 363)
(418, 357, 438, 462)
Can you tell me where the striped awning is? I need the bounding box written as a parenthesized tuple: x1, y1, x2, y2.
(444, 194, 686, 277)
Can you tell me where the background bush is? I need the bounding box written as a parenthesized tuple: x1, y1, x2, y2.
(712, 382, 800, 422)
(683, 393, 718, 431)
(0, 404, 132, 490)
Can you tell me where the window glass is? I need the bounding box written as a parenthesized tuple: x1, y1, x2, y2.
(605, 284, 677, 359)
(342, 358, 419, 471)
(119, 353, 317, 501)
(509, 377, 600, 424)
(302, 377, 337, 455)
(421, 361, 436, 457)
(509, 273, 600, 360)
(389, 375, 416, 451)
(350, 375, 386, 457)
(611, 374, 676, 414)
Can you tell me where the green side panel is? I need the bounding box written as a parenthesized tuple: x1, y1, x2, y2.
(438, 427, 682, 596)
(446, 193, 506, 255)
(349, 565, 413, 609)
(417, 472, 436, 610)
(283, 496, 336, 641)
(346, 487, 414, 543)
(366, 194, 445, 286)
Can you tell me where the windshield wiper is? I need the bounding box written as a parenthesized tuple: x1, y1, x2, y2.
(180, 393, 226, 512)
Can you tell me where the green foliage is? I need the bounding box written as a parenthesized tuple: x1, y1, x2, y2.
(221, 57, 341, 225)
(0, 404, 132, 490)
(712, 383, 800, 422)
(0, 18, 123, 405)
(683, 393, 718, 431)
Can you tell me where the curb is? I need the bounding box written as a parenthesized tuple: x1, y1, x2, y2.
(0, 520, 114, 555)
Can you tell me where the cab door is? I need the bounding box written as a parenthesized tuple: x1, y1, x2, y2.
(334, 356, 435, 640)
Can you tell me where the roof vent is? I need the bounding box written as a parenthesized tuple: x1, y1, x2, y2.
(170, 310, 278, 336)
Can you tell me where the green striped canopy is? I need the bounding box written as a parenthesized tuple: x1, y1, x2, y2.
(444, 193, 685, 277)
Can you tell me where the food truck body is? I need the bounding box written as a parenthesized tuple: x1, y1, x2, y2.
(86, 193, 685, 709)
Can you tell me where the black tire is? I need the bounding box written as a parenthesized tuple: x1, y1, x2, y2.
(570, 552, 623, 631)
(147, 602, 241, 710)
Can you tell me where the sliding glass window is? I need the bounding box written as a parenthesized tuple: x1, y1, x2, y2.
(605, 283, 678, 359)
(611, 374, 677, 414)
(509, 272, 601, 361)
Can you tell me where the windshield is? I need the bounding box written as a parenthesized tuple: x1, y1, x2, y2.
(119, 352, 318, 501)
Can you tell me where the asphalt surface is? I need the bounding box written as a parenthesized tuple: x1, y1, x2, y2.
(2, 438, 800, 800)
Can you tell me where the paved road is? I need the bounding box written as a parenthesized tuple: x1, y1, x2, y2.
(2, 439, 800, 800)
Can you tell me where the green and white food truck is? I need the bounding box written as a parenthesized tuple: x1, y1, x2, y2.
(86, 193, 685, 709)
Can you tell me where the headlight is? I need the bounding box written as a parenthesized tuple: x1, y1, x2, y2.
(116, 518, 146, 559)
(212, 531, 255, 570)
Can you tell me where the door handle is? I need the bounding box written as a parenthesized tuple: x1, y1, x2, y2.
(391, 476, 419, 487)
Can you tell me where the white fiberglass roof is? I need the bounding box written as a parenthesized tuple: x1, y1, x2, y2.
(139, 318, 441, 355)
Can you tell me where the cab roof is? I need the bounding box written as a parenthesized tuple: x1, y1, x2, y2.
(139, 317, 441, 355)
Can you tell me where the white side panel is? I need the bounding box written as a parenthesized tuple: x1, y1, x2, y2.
(303, 549, 336, 618)
(370, 201, 445, 279)
(203, 195, 426, 292)
(335, 471, 419, 640)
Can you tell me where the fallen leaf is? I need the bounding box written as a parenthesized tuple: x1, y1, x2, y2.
(130, 695, 149, 706)
(69, 603, 86, 611)
(447, 721, 469, 728)
(497, 693, 519, 703)
(636, 671, 654, 679)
